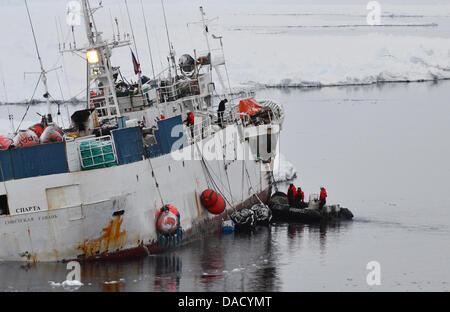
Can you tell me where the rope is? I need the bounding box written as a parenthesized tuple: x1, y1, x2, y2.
(219, 131, 235, 203)
(140, 0, 156, 80)
(201, 157, 233, 206)
(118, 68, 131, 85)
(147, 157, 165, 207)
(124, 0, 141, 67)
(243, 154, 265, 205)
(15, 73, 42, 133)
(241, 159, 245, 201)
(194, 141, 236, 210)
(55, 70, 68, 128)
(224, 171, 235, 204)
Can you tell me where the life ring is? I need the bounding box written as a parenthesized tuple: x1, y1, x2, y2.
(156, 205, 180, 236)
(156, 204, 179, 220)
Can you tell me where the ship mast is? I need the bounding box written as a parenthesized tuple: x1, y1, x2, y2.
(199, 6, 212, 73)
(140, 0, 156, 80)
(161, 0, 177, 79)
(0, 65, 14, 134)
(24, 0, 53, 124)
(62, 0, 131, 120)
(124, 0, 145, 107)
(81, 0, 95, 46)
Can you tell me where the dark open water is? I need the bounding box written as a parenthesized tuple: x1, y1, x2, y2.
(0, 80, 449, 291)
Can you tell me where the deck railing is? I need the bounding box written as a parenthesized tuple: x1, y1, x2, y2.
(185, 113, 213, 145)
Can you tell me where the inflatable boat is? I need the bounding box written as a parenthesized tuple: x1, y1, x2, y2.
(268, 192, 353, 223)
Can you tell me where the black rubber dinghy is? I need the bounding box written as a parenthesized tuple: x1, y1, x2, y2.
(268, 192, 354, 223)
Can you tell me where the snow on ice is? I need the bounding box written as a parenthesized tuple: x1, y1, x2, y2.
(0, 1, 450, 103)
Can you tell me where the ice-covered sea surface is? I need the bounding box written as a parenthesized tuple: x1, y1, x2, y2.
(1, 0, 450, 103)
(1, 80, 449, 291)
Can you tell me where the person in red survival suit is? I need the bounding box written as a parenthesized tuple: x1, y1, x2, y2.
(294, 187, 306, 208)
(319, 187, 327, 210)
(287, 184, 297, 206)
(184, 110, 195, 137)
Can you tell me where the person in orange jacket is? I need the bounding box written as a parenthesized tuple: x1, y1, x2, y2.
(294, 187, 305, 208)
(184, 110, 194, 125)
(287, 184, 297, 206)
(184, 110, 195, 137)
(319, 187, 327, 210)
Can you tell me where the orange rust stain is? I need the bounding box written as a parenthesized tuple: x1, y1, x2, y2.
(194, 191, 202, 217)
(53, 249, 59, 260)
(102, 283, 122, 292)
(102, 282, 123, 292)
(77, 216, 127, 257)
(26, 253, 38, 263)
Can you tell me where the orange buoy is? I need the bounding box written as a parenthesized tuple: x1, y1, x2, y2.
(0, 135, 13, 150)
(28, 123, 45, 138)
(206, 193, 226, 215)
(156, 205, 180, 236)
(200, 189, 218, 208)
(13, 130, 39, 147)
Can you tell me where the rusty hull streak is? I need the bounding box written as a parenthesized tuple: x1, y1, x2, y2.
(76, 215, 127, 258)
(64, 187, 270, 263)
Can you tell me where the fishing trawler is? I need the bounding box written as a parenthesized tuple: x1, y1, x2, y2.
(0, 0, 284, 262)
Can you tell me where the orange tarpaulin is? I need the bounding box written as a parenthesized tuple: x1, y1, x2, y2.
(239, 97, 262, 118)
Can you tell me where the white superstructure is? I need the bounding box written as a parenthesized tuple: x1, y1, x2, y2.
(0, 0, 283, 262)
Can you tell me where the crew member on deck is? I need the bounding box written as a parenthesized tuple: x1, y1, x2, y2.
(217, 98, 228, 128)
(287, 184, 297, 206)
(294, 187, 305, 208)
(319, 187, 327, 210)
(184, 110, 195, 137)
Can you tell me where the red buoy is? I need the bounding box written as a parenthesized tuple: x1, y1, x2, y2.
(200, 189, 218, 208)
(206, 193, 226, 215)
(0, 135, 13, 150)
